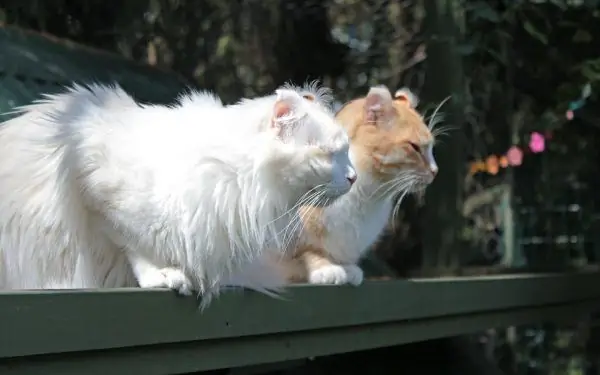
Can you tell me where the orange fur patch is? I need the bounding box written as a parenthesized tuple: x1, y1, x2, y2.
(280, 244, 335, 283)
(297, 206, 327, 240)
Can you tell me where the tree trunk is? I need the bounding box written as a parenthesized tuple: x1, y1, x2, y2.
(420, 0, 466, 269)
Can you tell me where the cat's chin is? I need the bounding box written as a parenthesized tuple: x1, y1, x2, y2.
(408, 172, 435, 192)
(409, 182, 432, 195)
(312, 192, 346, 207)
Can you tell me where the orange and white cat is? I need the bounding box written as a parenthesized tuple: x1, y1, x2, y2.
(227, 85, 439, 289)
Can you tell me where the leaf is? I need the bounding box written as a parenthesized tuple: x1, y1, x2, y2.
(572, 29, 592, 43)
(582, 83, 592, 99)
(523, 21, 548, 45)
(456, 43, 476, 56)
(486, 48, 507, 65)
(216, 36, 231, 57)
(576, 58, 600, 82)
(472, 3, 502, 23)
(580, 66, 600, 82)
(547, 0, 568, 10)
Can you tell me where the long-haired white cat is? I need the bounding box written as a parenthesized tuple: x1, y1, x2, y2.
(0, 82, 356, 305)
(226, 85, 439, 290)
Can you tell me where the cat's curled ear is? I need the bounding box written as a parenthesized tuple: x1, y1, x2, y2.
(271, 89, 305, 135)
(364, 85, 394, 124)
(394, 87, 419, 108)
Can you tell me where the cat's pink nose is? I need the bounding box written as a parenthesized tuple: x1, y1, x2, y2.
(430, 164, 439, 177)
(347, 175, 357, 185)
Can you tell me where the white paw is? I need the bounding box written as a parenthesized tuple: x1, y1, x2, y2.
(308, 264, 364, 286)
(343, 264, 364, 286)
(137, 267, 194, 296)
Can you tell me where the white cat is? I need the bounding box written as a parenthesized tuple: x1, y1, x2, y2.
(0, 82, 356, 306)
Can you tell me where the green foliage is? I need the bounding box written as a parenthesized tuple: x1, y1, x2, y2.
(0, 0, 427, 104)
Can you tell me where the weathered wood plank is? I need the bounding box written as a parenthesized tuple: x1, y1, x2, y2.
(1, 300, 596, 375)
(1, 272, 600, 359)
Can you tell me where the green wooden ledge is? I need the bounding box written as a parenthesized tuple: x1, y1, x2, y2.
(1, 271, 600, 375)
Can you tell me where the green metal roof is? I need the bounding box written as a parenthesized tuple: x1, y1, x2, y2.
(0, 25, 190, 116)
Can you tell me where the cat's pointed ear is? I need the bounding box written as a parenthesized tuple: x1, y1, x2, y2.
(394, 87, 419, 108)
(364, 85, 394, 123)
(271, 89, 304, 133)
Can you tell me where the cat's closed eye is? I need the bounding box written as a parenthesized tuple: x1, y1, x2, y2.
(408, 142, 421, 154)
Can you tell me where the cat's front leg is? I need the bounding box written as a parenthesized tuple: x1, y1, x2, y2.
(308, 264, 364, 286)
(301, 251, 364, 286)
(127, 252, 194, 295)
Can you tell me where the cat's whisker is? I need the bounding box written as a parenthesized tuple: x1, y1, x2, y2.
(367, 179, 398, 199)
(283, 208, 307, 253)
(371, 174, 415, 199)
(273, 185, 328, 251)
(425, 113, 445, 126)
(378, 181, 408, 200)
(267, 184, 326, 228)
(390, 181, 415, 201)
(281, 189, 325, 254)
(392, 175, 420, 195)
(427, 96, 451, 131)
(426, 111, 444, 123)
(368, 173, 412, 197)
(390, 182, 415, 232)
(281, 186, 326, 251)
(277, 189, 322, 251)
(433, 138, 449, 146)
(276, 205, 306, 251)
(431, 125, 457, 139)
(288, 207, 312, 250)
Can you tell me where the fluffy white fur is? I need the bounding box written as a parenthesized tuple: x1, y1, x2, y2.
(0, 82, 356, 306)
